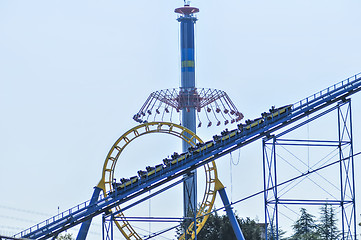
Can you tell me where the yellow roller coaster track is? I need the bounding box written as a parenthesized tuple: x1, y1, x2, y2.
(97, 122, 218, 240)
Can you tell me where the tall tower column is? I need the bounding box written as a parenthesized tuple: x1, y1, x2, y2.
(135, 5, 243, 235)
(175, 4, 199, 220)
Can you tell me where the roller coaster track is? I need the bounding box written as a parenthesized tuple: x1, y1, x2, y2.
(14, 72, 361, 240)
(97, 122, 218, 240)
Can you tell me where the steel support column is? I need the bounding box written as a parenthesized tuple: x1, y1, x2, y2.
(263, 136, 279, 240)
(76, 186, 102, 240)
(216, 179, 245, 240)
(102, 214, 113, 240)
(337, 99, 356, 239)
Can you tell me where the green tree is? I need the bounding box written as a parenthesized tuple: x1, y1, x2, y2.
(317, 204, 340, 240)
(194, 211, 222, 240)
(239, 217, 262, 240)
(266, 221, 287, 240)
(290, 208, 320, 240)
(176, 210, 262, 240)
(56, 233, 74, 240)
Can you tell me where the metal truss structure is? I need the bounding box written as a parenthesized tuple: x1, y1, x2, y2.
(101, 176, 245, 240)
(133, 88, 243, 128)
(263, 98, 356, 239)
(13, 72, 361, 240)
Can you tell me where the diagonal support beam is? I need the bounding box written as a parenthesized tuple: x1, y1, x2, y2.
(76, 187, 102, 240)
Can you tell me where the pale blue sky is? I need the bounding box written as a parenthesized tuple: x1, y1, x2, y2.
(1, 0, 361, 239)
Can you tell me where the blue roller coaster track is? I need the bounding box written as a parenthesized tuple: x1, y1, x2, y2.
(14, 72, 361, 240)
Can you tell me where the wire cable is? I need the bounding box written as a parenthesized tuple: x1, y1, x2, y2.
(193, 151, 361, 223)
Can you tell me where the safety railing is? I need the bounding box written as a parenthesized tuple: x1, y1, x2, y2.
(14, 193, 106, 238)
(292, 72, 361, 112)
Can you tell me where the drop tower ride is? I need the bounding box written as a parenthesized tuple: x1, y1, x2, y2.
(134, 1, 243, 225)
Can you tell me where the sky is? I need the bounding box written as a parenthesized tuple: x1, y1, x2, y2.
(1, 0, 361, 239)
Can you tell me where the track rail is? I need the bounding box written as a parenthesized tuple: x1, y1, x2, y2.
(15, 72, 361, 239)
(97, 122, 218, 240)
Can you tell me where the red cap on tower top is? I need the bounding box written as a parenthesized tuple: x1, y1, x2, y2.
(175, 5, 199, 15)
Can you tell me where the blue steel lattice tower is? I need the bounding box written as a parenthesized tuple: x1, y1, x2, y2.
(175, 3, 199, 218)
